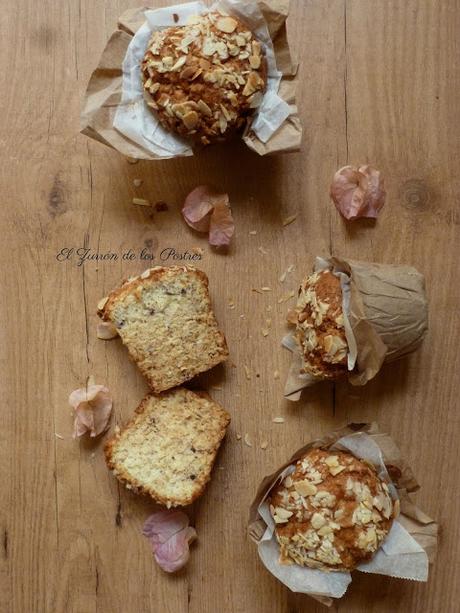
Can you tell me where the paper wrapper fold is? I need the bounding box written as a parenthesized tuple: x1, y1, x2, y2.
(248, 423, 437, 606)
(81, 1, 302, 160)
(283, 257, 428, 400)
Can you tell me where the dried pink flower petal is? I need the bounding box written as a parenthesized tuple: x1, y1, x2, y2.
(143, 510, 197, 573)
(69, 383, 113, 438)
(182, 185, 234, 247)
(330, 165, 386, 220)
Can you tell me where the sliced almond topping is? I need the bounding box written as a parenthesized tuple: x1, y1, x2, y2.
(216, 16, 238, 33)
(274, 507, 293, 521)
(294, 480, 317, 497)
(249, 55, 261, 69)
(311, 513, 326, 530)
(182, 110, 199, 130)
(324, 455, 339, 468)
(171, 55, 187, 71)
(197, 99, 213, 117)
(329, 465, 346, 476)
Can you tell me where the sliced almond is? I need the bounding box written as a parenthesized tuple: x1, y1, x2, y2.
(216, 16, 238, 33)
(274, 507, 293, 521)
(182, 110, 199, 130)
(171, 55, 187, 71)
(249, 55, 261, 69)
(311, 513, 326, 530)
(197, 99, 213, 117)
(294, 480, 317, 497)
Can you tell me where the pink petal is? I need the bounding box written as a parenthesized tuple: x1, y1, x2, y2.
(143, 510, 189, 544)
(209, 202, 235, 247)
(143, 510, 197, 573)
(182, 185, 234, 246)
(69, 383, 113, 438)
(330, 165, 386, 220)
(154, 527, 197, 573)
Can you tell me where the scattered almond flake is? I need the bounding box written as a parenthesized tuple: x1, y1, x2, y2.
(211, 386, 223, 391)
(126, 157, 139, 164)
(266, 305, 272, 312)
(260, 441, 268, 450)
(265, 318, 272, 327)
(287, 264, 295, 273)
(282, 214, 297, 226)
(240, 314, 246, 319)
(91, 452, 95, 458)
(249, 230, 257, 235)
(279, 271, 287, 283)
(236, 433, 242, 440)
(261, 328, 269, 337)
(133, 179, 143, 187)
(133, 197, 150, 206)
(277, 291, 296, 304)
(261, 287, 272, 292)
(228, 298, 235, 309)
(273, 370, 280, 380)
(55, 433, 64, 440)
(244, 433, 252, 447)
(182, 185, 234, 247)
(258, 246, 268, 255)
(244, 365, 251, 380)
(272, 417, 285, 424)
(251, 288, 263, 294)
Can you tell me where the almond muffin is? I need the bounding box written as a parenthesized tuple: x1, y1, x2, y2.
(141, 12, 267, 145)
(269, 448, 396, 571)
(290, 270, 348, 379)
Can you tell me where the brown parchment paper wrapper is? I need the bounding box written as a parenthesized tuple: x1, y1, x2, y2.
(80, 1, 302, 160)
(248, 423, 438, 606)
(283, 257, 428, 400)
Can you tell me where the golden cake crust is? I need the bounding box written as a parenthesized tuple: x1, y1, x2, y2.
(292, 270, 348, 379)
(269, 448, 396, 571)
(141, 12, 267, 144)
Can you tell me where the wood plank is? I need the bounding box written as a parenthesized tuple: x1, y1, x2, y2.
(0, 0, 458, 612)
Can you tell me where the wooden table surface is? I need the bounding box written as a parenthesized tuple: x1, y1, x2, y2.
(2, 0, 459, 611)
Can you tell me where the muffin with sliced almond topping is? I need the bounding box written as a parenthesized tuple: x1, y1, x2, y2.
(290, 270, 348, 379)
(141, 12, 267, 145)
(269, 448, 396, 571)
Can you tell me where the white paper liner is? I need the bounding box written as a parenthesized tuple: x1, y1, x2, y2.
(113, 0, 291, 158)
(254, 432, 429, 600)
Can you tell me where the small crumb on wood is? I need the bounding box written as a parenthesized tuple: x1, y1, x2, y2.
(236, 433, 242, 440)
(261, 287, 272, 292)
(244, 365, 251, 380)
(244, 433, 252, 447)
(126, 157, 139, 164)
(273, 370, 280, 380)
(282, 214, 297, 226)
(252, 288, 263, 294)
(133, 179, 143, 187)
(55, 433, 64, 440)
(249, 230, 257, 235)
(273, 417, 285, 424)
(260, 441, 268, 450)
(258, 246, 268, 255)
(261, 328, 269, 337)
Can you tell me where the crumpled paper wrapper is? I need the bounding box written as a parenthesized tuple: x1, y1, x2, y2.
(283, 257, 428, 400)
(248, 423, 438, 607)
(80, 0, 302, 160)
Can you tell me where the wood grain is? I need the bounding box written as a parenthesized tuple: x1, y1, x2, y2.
(1, 0, 459, 612)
